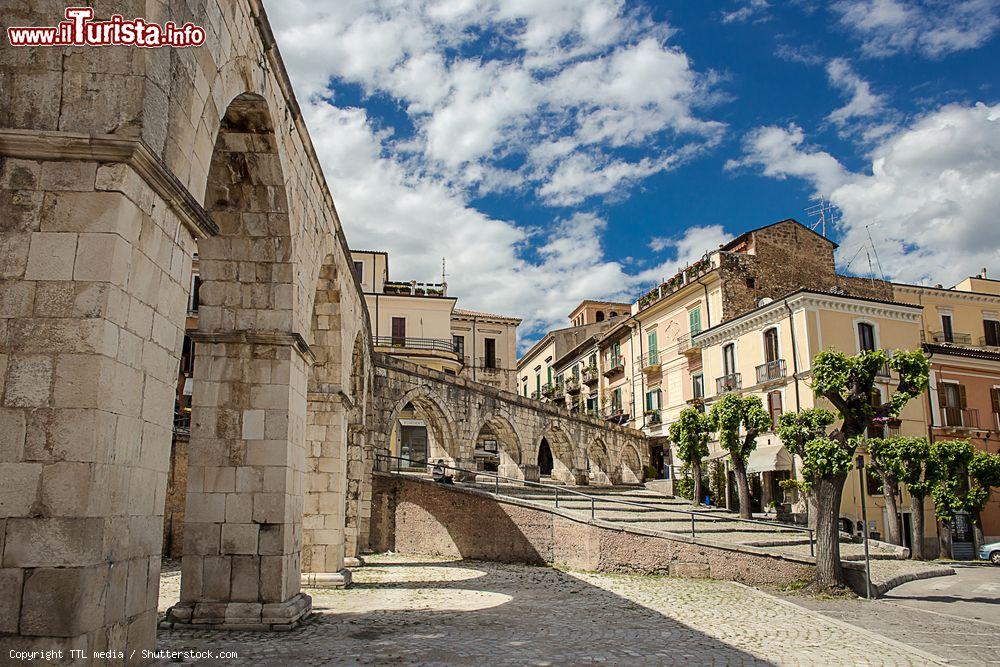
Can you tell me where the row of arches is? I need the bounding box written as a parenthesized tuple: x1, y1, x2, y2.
(372, 385, 646, 486)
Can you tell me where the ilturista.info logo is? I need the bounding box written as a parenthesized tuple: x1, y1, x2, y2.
(6, 7, 206, 48)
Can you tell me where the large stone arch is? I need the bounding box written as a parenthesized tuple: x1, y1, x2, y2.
(473, 414, 523, 479)
(587, 438, 614, 486)
(344, 331, 374, 559)
(537, 423, 580, 484)
(619, 442, 646, 485)
(383, 385, 461, 465)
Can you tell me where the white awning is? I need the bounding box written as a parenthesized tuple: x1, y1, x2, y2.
(398, 418, 426, 427)
(746, 444, 792, 474)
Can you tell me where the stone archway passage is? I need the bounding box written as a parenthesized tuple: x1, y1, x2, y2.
(620, 444, 645, 485)
(588, 440, 613, 486)
(474, 415, 523, 479)
(538, 438, 555, 476)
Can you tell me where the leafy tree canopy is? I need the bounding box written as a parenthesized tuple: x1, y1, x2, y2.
(777, 409, 836, 458)
(709, 393, 772, 466)
(799, 436, 854, 490)
(668, 407, 712, 464)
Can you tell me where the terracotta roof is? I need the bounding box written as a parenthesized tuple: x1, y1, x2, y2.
(922, 343, 1000, 362)
(453, 308, 522, 322)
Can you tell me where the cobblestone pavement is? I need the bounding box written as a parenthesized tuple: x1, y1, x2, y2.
(157, 554, 939, 666)
(780, 566, 1000, 666)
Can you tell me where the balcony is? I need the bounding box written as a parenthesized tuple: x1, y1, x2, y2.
(477, 357, 504, 377)
(541, 382, 556, 399)
(980, 336, 1000, 349)
(566, 376, 581, 394)
(603, 405, 629, 425)
(940, 407, 980, 429)
(716, 373, 742, 394)
(552, 380, 566, 400)
(603, 356, 625, 378)
(755, 359, 786, 384)
(639, 351, 661, 373)
(677, 333, 702, 356)
(637, 256, 713, 312)
(928, 331, 972, 346)
(375, 336, 456, 353)
(582, 365, 599, 385)
(644, 410, 662, 426)
(382, 280, 447, 297)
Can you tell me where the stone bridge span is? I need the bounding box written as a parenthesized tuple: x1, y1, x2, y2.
(339, 353, 649, 556)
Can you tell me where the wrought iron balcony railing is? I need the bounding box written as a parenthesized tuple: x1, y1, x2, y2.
(603, 356, 625, 377)
(374, 336, 457, 354)
(565, 376, 581, 393)
(582, 365, 599, 384)
(639, 351, 661, 371)
(755, 359, 786, 384)
(677, 333, 702, 354)
(644, 410, 662, 426)
(928, 331, 972, 345)
(716, 373, 742, 394)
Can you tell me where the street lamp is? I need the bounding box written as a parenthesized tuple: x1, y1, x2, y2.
(856, 454, 873, 599)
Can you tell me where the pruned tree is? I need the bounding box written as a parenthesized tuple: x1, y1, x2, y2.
(777, 409, 836, 527)
(668, 407, 712, 507)
(892, 436, 936, 560)
(805, 348, 929, 588)
(866, 436, 909, 545)
(969, 450, 1000, 549)
(934, 440, 1000, 550)
(709, 393, 772, 519)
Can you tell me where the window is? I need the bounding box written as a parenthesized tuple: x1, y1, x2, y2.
(858, 322, 876, 352)
(941, 314, 954, 343)
(596, 310, 605, 322)
(767, 390, 783, 430)
(866, 390, 884, 438)
(647, 330, 658, 364)
(572, 365, 580, 381)
(547, 367, 553, 385)
(484, 338, 497, 368)
(984, 319, 1000, 346)
(353, 260, 364, 283)
(763, 328, 779, 363)
(589, 353, 597, 368)
(612, 387, 622, 412)
(535, 375, 541, 394)
(391, 317, 406, 345)
(689, 307, 702, 335)
(722, 343, 736, 376)
(610, 311, 618, 318)
(746, 277, 756, 289)
(189, 275, 201, 312)
(692, 373, 704, 400)
(180, 335, 195, 375)
(938, 381, 967, 427)
(992, 388, 1000, 428)
(645, 388, 661, 411)
(453, 335, 465, 356)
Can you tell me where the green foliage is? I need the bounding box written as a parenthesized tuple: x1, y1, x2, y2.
(709, 459, 727, 504)
(866, 436, 909, 487)
(777, 409, 836, 458)
(893, 436, 935, 495)
(968, 450, 1000, 516)
(708, 393, 772, 466)
(930, 439, 976, 521)
(674, 475, 694, 500)
(810, 349, 929, 434)
(668, 407, 712, 465)
(800, 437, 854, 488)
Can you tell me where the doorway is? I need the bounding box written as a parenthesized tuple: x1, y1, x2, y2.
(538, 438, 554, 476)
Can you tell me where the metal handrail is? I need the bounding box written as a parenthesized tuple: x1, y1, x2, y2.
(373, 336, 457, 353)
(374, 453, 814, 554)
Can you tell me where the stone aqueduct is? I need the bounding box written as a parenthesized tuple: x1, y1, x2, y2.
(0, 0, 646, 656)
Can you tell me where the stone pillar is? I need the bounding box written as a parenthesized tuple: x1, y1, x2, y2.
(163, 336, 311, 629)
(301, 391, 351, 588)
(0, 155, 196, 656)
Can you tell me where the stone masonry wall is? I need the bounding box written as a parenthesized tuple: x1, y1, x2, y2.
(371, 474, 816, 588)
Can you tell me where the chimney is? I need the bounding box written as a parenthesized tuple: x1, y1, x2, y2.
(981, 268, 988, 279)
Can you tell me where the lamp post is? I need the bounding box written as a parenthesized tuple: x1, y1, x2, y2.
(856, 454, 873, 599)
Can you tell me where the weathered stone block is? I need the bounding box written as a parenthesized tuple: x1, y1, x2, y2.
(24, 232, 77, 281)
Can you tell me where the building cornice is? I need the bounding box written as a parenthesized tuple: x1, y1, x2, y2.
(892, 282, 1000, 306)
(0, 128, 218, 238)
(693, 290, 923, 348)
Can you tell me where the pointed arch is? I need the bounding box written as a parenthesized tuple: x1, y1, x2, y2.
(619, 442, 645, 485)
(587, 438, 613, 486)
(473, 414, 523, 479)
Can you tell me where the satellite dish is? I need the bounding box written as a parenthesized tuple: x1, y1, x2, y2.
(758, 297, 773, 306)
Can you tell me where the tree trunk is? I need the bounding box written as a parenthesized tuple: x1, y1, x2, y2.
(882, 480, 901, 545)
(806, 490, 818, 529)
(910, 492, 925, 560)
(691, 457, 703, 507)
(733, 458, 753, 520)
(814, 474, 847, 588)
(973, 510, 986, 553)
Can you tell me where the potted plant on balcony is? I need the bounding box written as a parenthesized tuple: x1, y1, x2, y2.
(644, 409, 661, 425)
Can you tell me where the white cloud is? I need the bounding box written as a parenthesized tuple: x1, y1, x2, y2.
(732, 103, 1000, 285)
(832, 0, 1000, 58)
(722, 0, 772, 24)
(263, 0, 728, 343)
(725, 125, 852, 196)
(825, 58, 890, 130)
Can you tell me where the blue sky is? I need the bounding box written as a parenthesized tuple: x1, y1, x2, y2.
(266, 0, 1000, 346)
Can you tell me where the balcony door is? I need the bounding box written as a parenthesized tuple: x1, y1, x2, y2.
(938, 381, 967, 427)
(391, 317, 406, 346)
(722, 343, 736, 377)
(763, 328, 779, 363)
(484, 338, 497, 368)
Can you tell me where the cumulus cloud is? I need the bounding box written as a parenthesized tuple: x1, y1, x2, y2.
(262, 0, 730, 343)
(832, 0, 1000, 58)
(731, 103, 1000, 285)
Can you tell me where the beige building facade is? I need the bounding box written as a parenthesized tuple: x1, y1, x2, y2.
(451, 308, 520, 391)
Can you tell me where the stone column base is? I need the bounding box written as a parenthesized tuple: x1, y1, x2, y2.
(344, 556, 366, 568)
(301, 569, 353, 588)
(160, 593, 312, 631)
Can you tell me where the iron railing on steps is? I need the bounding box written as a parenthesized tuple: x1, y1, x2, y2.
(374, 453, 815, 555)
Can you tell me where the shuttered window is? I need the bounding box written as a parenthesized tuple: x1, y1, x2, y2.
(767, 391, 783, 430)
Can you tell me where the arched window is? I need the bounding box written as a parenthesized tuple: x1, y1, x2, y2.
(610, 311, 618, 318)
(596, 311, 605, 322)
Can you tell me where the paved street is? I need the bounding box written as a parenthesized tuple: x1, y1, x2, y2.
(157, 554, 940, 666)
(781, 565, 1000, 666)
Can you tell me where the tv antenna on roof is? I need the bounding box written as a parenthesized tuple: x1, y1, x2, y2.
(806, 198, 841, 238)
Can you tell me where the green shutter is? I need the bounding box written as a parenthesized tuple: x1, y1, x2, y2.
(689, 308, 702, 334)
